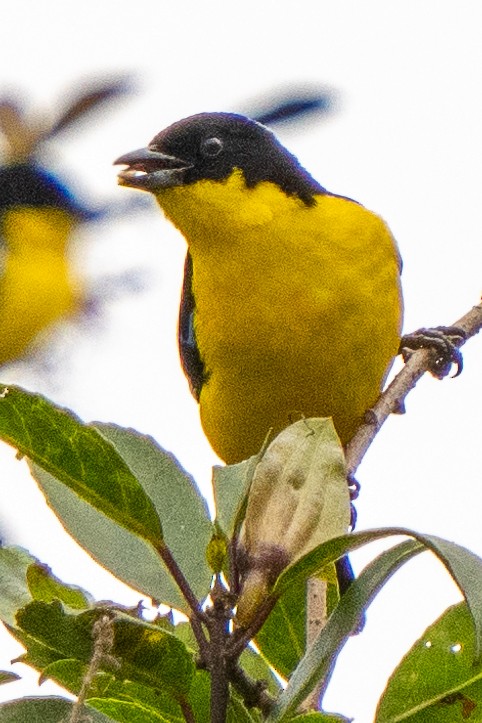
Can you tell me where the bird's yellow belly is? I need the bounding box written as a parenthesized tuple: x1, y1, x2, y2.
(159, 178, 403, 464)
(0, 208, 80, 364)
(0, 257, 78, 363)
(187, 194, 402, 463)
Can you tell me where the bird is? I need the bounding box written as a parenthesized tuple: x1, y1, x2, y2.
(115, 112, 403, 589)
(0, 163, 92, 366)
(0, 77, 132, 367)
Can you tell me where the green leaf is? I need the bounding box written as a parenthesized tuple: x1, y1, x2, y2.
(274, 530, 482, 719)
(31, 423, 215, 613)
(0, 672, 20, 685)
(112, 615, 194, 697)
(289, 714, 350, 722)
(0, 697, 114, 722)
(16, 600, 94, 662)
(26, 562, 92, 609)
(274, 525, 482, 656)
(254, 569, 341, 681)
(255, 573, 306, 678)
(376, 602, 482, 722)
(32, 466, 187, 612)
(289, 713, 350, 722)
(163, 620, 198, 652)
(273, 530, 388, 597)
(267, 540, 424, 722)
(239, 646, 283, 696)
(228, 696, 262, 722)
(241, 418, 349, 565)
(88, 679, 186, 722)
(14, 601, 195, 699)
(0, 546, 34, 625)
(186, 670, 211, 723)
(417, 535, 482, 661)
(94, 424, 213, 598)
(213, 455, 259, 537)
(0, 385, 162, 546)
(40, 660, 187, 722)
(6, 624, 70, 671)
(38, 658, 87, 692)
(88, 697, 176, 722)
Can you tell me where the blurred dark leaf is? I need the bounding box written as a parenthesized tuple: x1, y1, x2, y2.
(0, 672, 20, 686)
(253, 93, 333, 127)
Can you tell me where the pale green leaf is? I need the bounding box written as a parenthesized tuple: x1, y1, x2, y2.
(0, 546, 34, 626)
(0, 697, 114, 722)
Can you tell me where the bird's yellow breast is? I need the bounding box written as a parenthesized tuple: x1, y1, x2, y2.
(0, 207, 81, 364)
(157, 170, 403, 463)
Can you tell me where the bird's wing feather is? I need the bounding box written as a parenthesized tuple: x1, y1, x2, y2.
(178, 252, 204, 400)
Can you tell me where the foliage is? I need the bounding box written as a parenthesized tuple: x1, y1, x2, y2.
(0, 384, 482, 722)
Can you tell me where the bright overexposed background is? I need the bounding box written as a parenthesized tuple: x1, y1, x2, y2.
(0, 2, 481, 720)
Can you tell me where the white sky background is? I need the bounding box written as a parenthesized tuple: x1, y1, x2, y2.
(0, 1, 481, 720)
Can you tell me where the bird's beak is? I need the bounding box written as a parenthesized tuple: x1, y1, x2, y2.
(114, 147, 192, 191)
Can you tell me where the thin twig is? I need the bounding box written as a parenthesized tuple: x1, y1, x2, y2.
(155, 542, 210, 657)
(179, 699, 197, 723)
(298, 578, 328, 712)
(227, 595, 278, 660)
(68, 613, 116, 723)
(345, 301, 482, 477)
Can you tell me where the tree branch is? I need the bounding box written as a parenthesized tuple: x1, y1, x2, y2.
(154, 542, 210, 656)
(228, 662, 275, 718)
(206, 578, 230, 723)
(345, 301, 482, 477)
(302, 301, 481, 715)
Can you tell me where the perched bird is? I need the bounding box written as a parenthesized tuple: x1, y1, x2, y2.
(116, 113, 403, 594)
(116, 112, 403, 465)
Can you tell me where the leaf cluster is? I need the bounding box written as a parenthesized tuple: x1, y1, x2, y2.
(0, 385, 481, 722)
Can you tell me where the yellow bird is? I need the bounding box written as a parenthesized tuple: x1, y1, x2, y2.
(0, 77, 132, 367)
(0, 164, 88, 365)
(116, 113, 403, 466)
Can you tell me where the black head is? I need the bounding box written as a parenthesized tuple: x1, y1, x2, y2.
(0, 163, 94, 219)
(116, 112, 327, 206)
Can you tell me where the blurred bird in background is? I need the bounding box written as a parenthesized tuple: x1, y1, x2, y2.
(0, 77, 132, 367)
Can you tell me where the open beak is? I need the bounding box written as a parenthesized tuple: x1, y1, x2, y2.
(114, 147, 192, 191)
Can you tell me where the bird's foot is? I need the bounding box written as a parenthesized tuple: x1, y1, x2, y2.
(399, 325, 466, 379)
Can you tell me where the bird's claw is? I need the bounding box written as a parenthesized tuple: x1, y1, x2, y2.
(399, 325, 466, 379)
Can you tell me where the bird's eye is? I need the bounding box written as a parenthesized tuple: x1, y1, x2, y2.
(201, 137, 223, 157)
